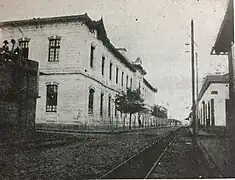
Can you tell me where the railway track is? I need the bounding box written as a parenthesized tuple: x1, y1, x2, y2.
(98, 127, 181, 179)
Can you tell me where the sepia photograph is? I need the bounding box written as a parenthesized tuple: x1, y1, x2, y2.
(0, 0, 234, 179)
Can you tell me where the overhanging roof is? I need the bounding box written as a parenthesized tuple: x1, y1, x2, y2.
(143, 78, 158, 93)
(197, 74, 229, 102)
(212, 0, 234, 54)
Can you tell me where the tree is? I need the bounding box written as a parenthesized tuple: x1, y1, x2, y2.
(115, 88, 145, 129)
(152, 104, 168, 118)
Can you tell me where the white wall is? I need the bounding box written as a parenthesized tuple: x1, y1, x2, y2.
(1, 19, 156, 126)
(198, 83, 229, 126)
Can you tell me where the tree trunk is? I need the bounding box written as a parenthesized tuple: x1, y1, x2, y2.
(129, 113, 132, 130)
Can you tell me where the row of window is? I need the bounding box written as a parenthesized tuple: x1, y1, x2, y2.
(46, 84, 117, 116)
(199, 99, 215, 126)
(20, 37, 134, 90)
(14, 37, 61, 62)
(88, 88, 117, 116)
(89, 44, 133, 89)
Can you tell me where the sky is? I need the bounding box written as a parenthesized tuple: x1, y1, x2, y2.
(0, 0, 229, 120)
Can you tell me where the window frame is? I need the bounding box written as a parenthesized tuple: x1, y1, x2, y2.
(88, 88, 95, 114)
(101, 56, 105, 76)
(109, 62, 113, 80)
(121, 72, 124, 87)
(48, 37, 61, 62)
(46, 84, 58, 112)
(116, 67, 119, 84)
(108, 95, 111, 117)
(90, 45, 95, 68)
(18, 38, 30, 59)
(100, 93, 104, 116)
(126, 75, 129, 89)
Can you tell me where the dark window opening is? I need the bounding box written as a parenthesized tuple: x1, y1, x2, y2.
(48, 39, 60, 62)
(126, 75, 129, 88)
(102, 56, 105, 76)
(121, 72, 124, 86)
(88, 89, 95, 114)
(100, 93, 104, 116)
(109, 62, 113, 80)
(211, 99, 215, 126)
(46, 84, 58, 112)
(130, 78, 133, 89)
(115, 103, 117, 117)
(19, 40, 29, 58)
(207, 102, 210, 126)
(90, 45, 95, 68)
(211, 90, 218, 94)
(108, 96, 111, 117)
(116, 67, 119, 84)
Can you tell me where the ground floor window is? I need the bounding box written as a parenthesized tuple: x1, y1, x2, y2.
(108, 96, 111, 117)
(46, 84, 58, 112)
(88, 88, 95, 114)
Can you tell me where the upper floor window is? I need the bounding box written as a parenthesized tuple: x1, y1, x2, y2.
(90, 45, 95, 68)
(109, 62, 113, 80)
(88, 88, 95, 114)
(211, 90, 218, 95)
(116, 67, 119, 84)
(48, 36, 61, 62)
(121, 72, 124, 87)
(101, 56, 105, 76)
(46, 84, 58, 112)
(19, 38, 30, 59)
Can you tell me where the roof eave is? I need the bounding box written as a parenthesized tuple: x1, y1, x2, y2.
(212, 0, 234, 54)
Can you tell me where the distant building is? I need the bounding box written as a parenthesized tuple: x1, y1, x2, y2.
(0, 14, 157, 130)
(0, 43, 39, 141)
(197, 74, 229, 127)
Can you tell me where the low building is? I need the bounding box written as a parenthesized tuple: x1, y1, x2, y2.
(211, 0, 234, 128)
(197, 74, 229, 127)
(0, 42, 39, 142)
(0, 14, 157, 130)
(210, 0, 235, 172)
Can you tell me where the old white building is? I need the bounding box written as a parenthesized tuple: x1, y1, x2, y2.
(0, 14, 157, 129)
(197, 74, 229, 126)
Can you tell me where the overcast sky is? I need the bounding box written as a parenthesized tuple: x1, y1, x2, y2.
(0, 0, 229, 120)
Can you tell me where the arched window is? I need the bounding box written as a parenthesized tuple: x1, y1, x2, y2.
(88, 88, 95, 114)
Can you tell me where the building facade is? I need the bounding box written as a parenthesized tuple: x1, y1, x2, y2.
(197, 74, 229, 127)
(0, 14, 157, 130)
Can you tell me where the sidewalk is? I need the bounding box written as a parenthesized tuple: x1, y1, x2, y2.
(189, 128, 232, 177)
(149, 127, 221, 179)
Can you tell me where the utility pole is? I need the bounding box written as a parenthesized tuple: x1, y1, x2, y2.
(191, 19, 196, 144)
(195, 52, 199, 132)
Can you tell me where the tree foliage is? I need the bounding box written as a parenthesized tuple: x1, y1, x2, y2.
(115, 88, 145, 129)
(152, 104, 168, 118)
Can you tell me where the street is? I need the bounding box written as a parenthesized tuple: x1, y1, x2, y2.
(0, 127, 178, 179)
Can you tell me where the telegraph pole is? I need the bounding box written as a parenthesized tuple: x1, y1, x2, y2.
(191, 19, 196, 144)
(195, 52, 199, 132)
